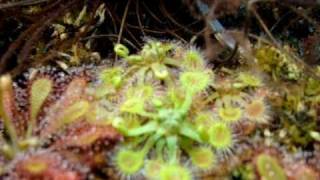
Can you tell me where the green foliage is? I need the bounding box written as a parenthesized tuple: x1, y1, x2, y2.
(115, 149, 145, 175)
(28, 78, 53, 137)
(255, 45, 302, 81)
(189, 146, 215, 169)
(159, 164, 191, 180)
(114, 44, 129, 58)
(88, 40, 271, 178)
(208, 122, 233, 150)
(180, 71, 212, 94)
(30, 78, 52, 123)
(218, 105, 243, 123)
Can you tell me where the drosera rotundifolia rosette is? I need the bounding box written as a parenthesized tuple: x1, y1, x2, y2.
(88, 40, 271, 179)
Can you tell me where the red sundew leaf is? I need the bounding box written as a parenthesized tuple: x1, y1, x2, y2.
(39, 78, 88, 137)
(9, 151, 84, 180)
(27, 77, 53, 137)
(0, 76, 17, 126)
(53, 122, 122, 151)
(0, 75, 22, 140)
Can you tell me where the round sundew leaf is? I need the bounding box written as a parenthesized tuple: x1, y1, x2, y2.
(151, 63, 169, 79)
(120, 97, 145, 114)
(144, 160, 163, 179)
(30, 78, 52, 122)
(180, 71, 211, 94)
(183, 49, 205, 69)
(24, 160, 48, 175)
(218, 106, 242, 123)
(256, 154, 287, 180)
(159, 164, 191, 180)
(114, 44, 129, 58)
(99, 67, 123, 88)
(189, 147, 215, 170)
(115, 149, 144, 175)
(245, 99, 267, 123)
(208, 122, 233, 150)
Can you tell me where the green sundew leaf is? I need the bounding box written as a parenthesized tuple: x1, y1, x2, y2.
(120, 97, 145, 114)
(194, 112, 215, 141)
(112, 117, 128, 134)
(30, 78, 52, 122)
(125, 55, 143, 63)
(116, 149, 144, 175)
(218, 106, 242, 123)
(167, 88, 185, 109)
(208, 122, 233, 150)
(180, 71, 212, 94)
(159, 163, 191, 180)
(126, 121, 158, 136)
(179, 122, 202, 142)
(166, 136, 178, 163)
(99, 67, 123, 88)
(114, 44, 129, 58)
(256, 154, 287, 180)
(145, 159, 164, 179)
(151, 63, 168, 79)
(27, 78, 53, 137)
(183, 49, 205, 70)
(189, 147, 215, 170)
(59, 100, 90, 126)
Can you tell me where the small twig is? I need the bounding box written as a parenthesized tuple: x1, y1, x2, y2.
(114, 0, 131, 63)
(0, 0, 50, 10)
(117, 0, 131, 45)
(249, 3, 279, 45)
(136, 0, 146, 37)
(82, 34, 139, 50)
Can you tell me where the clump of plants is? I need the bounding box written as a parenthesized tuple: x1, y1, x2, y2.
(2, 0, 320, 179)
(86, 40, 271, 179)
(0, 67, 121, 179)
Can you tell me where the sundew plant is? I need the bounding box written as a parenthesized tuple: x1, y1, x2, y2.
(87, 40, 270, 179)
(2, 0, 320, 179)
